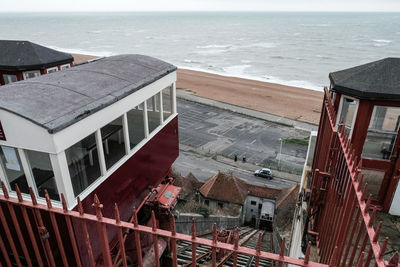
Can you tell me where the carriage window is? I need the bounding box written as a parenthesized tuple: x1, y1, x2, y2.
(251, 201, 257, 206)
(3, 74, 17, 84)
(0, 146, 29, 194)
(147, 94, 161, 133)
(23, 70, 40, 80)
(47, 67, 58, 73)
(101, 117, 125, 170)
(362, 106, 400, 160)
(127, 103, 145, 149)
(338, 97, 358, 135)
(163, 86, 173, 121)
(60, 64, 71, 70)
(65, 133, 101, 197)
(25, 150, 59, 201)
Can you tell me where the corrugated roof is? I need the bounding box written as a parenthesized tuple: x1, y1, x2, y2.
(329, 58, 400, 100)
(0, 40, 73, 71)
(0, 54, 177, 133)
(199, 172, 281, 205)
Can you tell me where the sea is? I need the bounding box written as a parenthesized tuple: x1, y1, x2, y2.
(0, 12, 399, 91)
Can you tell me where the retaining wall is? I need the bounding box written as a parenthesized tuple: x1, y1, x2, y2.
(175, 213, 240, 235)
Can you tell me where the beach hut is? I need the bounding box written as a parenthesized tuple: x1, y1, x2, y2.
(0, 40, 74, 85)
(313, 57, 400, 214)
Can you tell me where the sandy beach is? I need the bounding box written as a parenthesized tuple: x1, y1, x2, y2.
(177, 69, 324, 125)
(71, 53, 324, 125)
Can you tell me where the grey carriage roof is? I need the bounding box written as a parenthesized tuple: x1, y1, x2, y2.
(0, 40, 74, 71)
(0, 54, 177, 133)
(329, 58, 400, 100)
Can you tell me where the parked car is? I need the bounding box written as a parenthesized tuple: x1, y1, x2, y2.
(254, 168, 273, 179)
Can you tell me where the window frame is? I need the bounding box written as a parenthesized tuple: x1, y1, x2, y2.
(61, 84, 178, 204)
(2, 74, 17, 84)
(0, 145, 63, 203)
(47, 66, 58, 73)
(362, 105, 400, 161)
(23, 70, 41, 80)
(335, 94, 359, 139)
(60, 64, 71, 70)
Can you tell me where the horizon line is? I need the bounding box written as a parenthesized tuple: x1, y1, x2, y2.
(1, 10, 400, 13)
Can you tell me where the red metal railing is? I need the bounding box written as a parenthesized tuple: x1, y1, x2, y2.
(309, 88, 399, 267)
(0, 181, 331, 267)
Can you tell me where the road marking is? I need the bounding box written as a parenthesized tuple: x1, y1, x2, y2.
(250, 139, 256, 144)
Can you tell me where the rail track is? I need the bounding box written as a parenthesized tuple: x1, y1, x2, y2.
(176, 226, 273, 267)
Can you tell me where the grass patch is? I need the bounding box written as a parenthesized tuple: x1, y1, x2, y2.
(283, 137, 309, 146)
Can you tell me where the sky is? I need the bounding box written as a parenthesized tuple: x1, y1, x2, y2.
(2, 0, 400, 12)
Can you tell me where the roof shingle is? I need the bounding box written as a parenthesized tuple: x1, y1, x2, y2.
(0, 40, 73, 71)
(329, 58, 400, 100)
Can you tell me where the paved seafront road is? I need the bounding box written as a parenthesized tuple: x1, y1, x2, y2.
(173, 98, 310, 187)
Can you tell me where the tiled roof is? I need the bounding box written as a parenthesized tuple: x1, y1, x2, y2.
(199, 172, 247, 205)
(199, 172, 282, 205)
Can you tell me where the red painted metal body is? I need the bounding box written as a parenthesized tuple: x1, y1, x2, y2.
(308, 88, 399, 266)
(73, 117, 179, 265)
(314, 90, 400, 210)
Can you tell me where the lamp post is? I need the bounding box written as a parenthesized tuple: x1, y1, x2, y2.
(278, 138, 283, 170)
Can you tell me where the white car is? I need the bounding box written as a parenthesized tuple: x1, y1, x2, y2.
(254, 168, 273, 179)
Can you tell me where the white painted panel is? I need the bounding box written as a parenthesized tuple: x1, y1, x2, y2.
(0, 110, 55, 153)
(389, 181, 400, 215)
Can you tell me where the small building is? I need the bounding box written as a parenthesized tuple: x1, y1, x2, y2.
(313, 57, 400, 214)
(198, 172, 282, 229)
(0, 40, 74, 85)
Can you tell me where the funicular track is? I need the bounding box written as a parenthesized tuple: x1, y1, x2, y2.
(176, 227, 273, 267)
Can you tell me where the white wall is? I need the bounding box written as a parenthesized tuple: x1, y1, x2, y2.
(0, 110, 55, 153)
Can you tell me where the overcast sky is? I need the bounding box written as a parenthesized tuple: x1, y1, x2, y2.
(2, 0, 400, 12)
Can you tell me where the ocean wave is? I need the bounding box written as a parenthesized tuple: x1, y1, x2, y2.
(373, 39, 393, 47)
(300, 23, 330, 27)
(196, 44, 232, 49)
(87, 30, 102, 34)
(178, 66, 322, 92)
(239, 42, 277, 49)
(316, 55, 333, 59)
(47, 46, 114, 57)
(373, 39, 393, 43)
(222, 65, 251, 76)
(263, 75, 323, 91)
(183, 59, 204, 64)
(195, 49, 229, 55)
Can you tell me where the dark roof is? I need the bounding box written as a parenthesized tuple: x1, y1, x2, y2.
(0, 54, 177, 133)
(0, 40, 74, 71)
(329, 58, 400, 100)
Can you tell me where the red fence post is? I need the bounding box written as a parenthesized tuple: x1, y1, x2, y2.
(170, 215, 178, 267)
(77, 197, 96, 267)
(92, 194, 113, 267)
